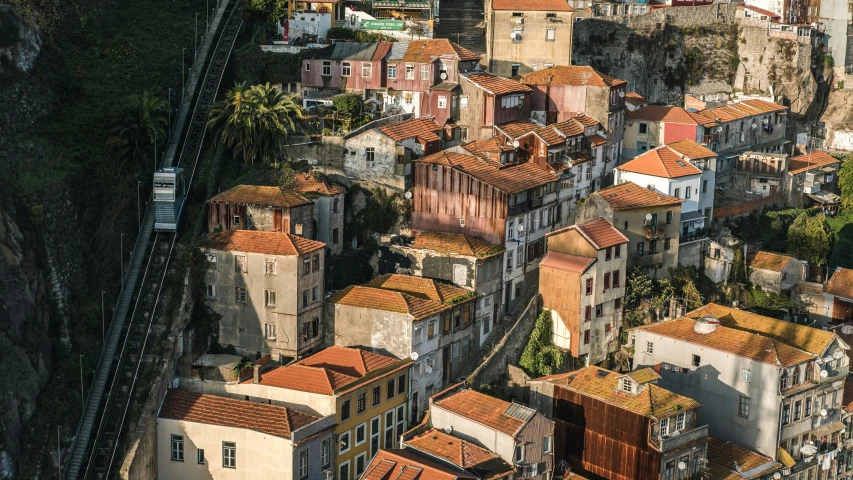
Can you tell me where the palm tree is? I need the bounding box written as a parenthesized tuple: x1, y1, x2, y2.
(207, 82, 303, 165)
(108, 90, 169, 171)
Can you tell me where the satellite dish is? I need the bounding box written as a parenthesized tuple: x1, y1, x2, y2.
(410, 351, 419, 361)
(434, 17, 440, 23)
(751, 123, 758, 129)
(773, 474, 782, 480)
(443, 425, 453, 434)
(425, 365, 433, 374)
(588, 1, 593, 5)
(821, 408, 829, 417)
(645, 213, 653, 221)
(619, 91, 625, 98)
(820, 370, 828, 378)
(512, 140, 520, 148)
(677, 462, 687, 471)
(404, 191, 413, 199)
(517, 223, 525, 234)
(716, 126, 724, 133)
(440, 72, 448, 80)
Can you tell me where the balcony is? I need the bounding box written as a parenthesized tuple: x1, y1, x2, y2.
(507, 196, 551, 216)
(803, 182, 821, 194)
(633, 252, 664, 267)
(656, 424, 709, 453)
(644, 225, 665, 240)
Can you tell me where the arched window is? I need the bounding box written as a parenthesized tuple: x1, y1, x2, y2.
(780, 369, 789, 390)
(792, 366, 800, 385)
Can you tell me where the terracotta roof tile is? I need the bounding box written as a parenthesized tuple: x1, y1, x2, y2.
(626, 105, 703, 124)
(746, 249, 794, 273)
(364, 450, 478, 480)
(367, 274, 472, 303)
(209, 184, 312, 208)
(539, 251, 596, 273)
(699, 99, 786, 123)
(538, 366, 701, 419)
(572, 114, 600, 128)
(547, 217, 628, 250)
(462, 72, 532, 95)
(595, 181, 683, 210)
(202, 230, 325, 256)
(788, 151, 839, 175)
(380, 117, 443, 143)
(827, 268, 853, 301)
(688, 303, 839, 356)
(417, 150, 558, 194)
(405, 429, 516, 480)
(533, 118, 586, 146)
(158, 389, 319, 439)
(401, 39, 480, 63)
(666, 139, 717, 159)
(520, 65, 625, 87)
(492, 0, 573, 10)
(706, 436, 783, 480)
(244, 346, 403, 394)
(462, 138, 517, 159)
(741, 4, 782, 18)
(625, 92, 647, 106)
(411, 232, 505, 258)
(433, 388, 535, 436)
(495, 120, 542, 140)
(619, 146, 703, 179)
(290, 173, 345, 196)
(588, 134, 608, 146)
(625, 368, 661, 384)
(638, 316, 814, 367)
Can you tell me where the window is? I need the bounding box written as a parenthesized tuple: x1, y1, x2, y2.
(365, 147, 375, 165)
(703, 180, 708, 193)
(596, 304, 603, 317)
(332, 228, 339, 244)
(585, 305, 591, 321)
(362, 63, 371, 78)
(388, 65, 397, 79)
(234, 287, 247, 304)
(622, 378, 632, 392)
(793, 366, 800, 385)
(342, 61, 351, 77)
(171, 435, 184, 461)
(339, 461, 350, 480)
(738, 396, 750, 417)
(387, 380, 395, 399)
(398, 374, 406, 394)
(780, 370, 789, 390)
(305, 63, 310, 72)
(636, 242, 644, 256)
(340, 430, 351, 453)
(514, 444, 526, 463)
(303, 257, 311, 275)
(624, 221, 628, 230)
(384, 410, 395, 448)
(613, 271, 621, 288)
(805, 397, 812, 416)
(302, 289, 309, 308)
(646, 341, 654, 354)
(206, 284, 217, 299)
(586, 278, 593, 295)
(222, 441, 236, 469)
(639, 122, 648, 134)
(355, 423, 367, 445)
(234, 255, 247, 273)
(321, 438, 331, 468)
(674, 187, 681, 198)
(197, 449, 204, 464)
(782, 404, 790, 424)
(545, 27, 556, 41)
(428, 320, 436, 339)
(420, 64, 429, 80)
(357, 392, 366, 414)
(265, 323, 276, 340)
(438, 96, 447, 109)
(405, 65, 415, 79)
(666, 211, 672, 224)
(605, 247, 612, 261)
(264, 290, 276, 307)
(685, 186, 692, 199)
(355, 453, 367, 477)
(664, 238, 671, 251)
(664, 461, 675, 480)
(604, 272, 611, 290)
(370, 416, 381, 457)
(794, 400, 802, 421)
(233, 215, 240, 226)
(584, 330, 590, 344)
(396, 404, 405, 439)
(372, 386, 381, 406)
(312, 286, 318, 303)
(295, 223, 303, 235)
(413, 325, 423, 344)
(742, 368, 751, 382)
(322, 60, 331, 76)
(675, 412, 685, 431)
(312, 254, 320, 271)
(265, 258, 276, 275)
(511, 64, 520, 76)
(460, 95, 468, 108)
(692, 355, 700, 367)
(341, 399, 351, 422)
(543, 435, 553, 453)
(299, 450, 309, 480)
(615, 244, 621, 258)
(660, 417, 669, 435)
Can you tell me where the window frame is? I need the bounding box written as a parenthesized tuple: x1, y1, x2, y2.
(299, 449, 309, 480)
(322, 60, 331, 76)
(355, 422, 367, 446)
(362, 63, 372, 78)
(738, 395, 750, 418)
(388, 65, 397, 79)
(171, 434, 184, 462)
(222, 441, 236, 469)
(339, 430, 352, 454)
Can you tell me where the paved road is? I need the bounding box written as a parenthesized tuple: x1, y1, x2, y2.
(434, 0, 486, 55)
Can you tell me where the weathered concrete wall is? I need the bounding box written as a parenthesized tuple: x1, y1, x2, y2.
(677, 238, 705, 269)
(284, 137, 346, 171)
(344, 130, 406, 191)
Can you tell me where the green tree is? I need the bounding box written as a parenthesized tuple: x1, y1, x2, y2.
(839, 155, 853, 211)
(208, 82, 303, 165)
(107, 90, 168, 172)
(625, 267, 653, 308)
(668, 266, 704, 311)
(332, 94, 363, 117)
(242, 0, 287, 23)
(787, 212, 832, 265)
(519, 310, 565, 377)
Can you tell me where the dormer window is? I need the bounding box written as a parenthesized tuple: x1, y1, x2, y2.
(621, 378, 631, 392)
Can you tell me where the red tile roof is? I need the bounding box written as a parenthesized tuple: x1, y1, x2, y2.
(626, 105, 715, 126)
(290, 173, 345, 196)
(405, 429, 515, 480)
(533, 118, 586, 146)
(380, 117, 443, 143)
(245, 346, 404, 395)
(367, 274, 473, 303)
(588, 134, 608, 146)
(363, 449, 478, 480)
(536, 366, 701, 419)
(826, 268, 853, 301)
(462, 72, 532, 96)
(595, 181, 683, 210)
(492, 0, 573, 10)
(495, 120, 542, 140)
(666, 139, 716, 159)
(417, 150, 558, 194)
(639, 316, 814, 367)
(463, 138, 517, 159)
(402, 39, 480, 63)
(698, 99, 786, 123)
(203, 230, 325, 256)
(787, 151, 839, 175)
(747, 249, 794, 273)
(328, 285, 452, 320)
(576, 218, 630, 249)
(209, 184, 312, 208)
(706, 437, 783, 480)
(520, 65, 626, 88)
(411, 232, 505, 258)
(158, 389, 319, 439)
(433, 387, 536, 436)
(625, 92, 647, 106)
(618, 146, 703, 179)
(539, 251, 596, 274)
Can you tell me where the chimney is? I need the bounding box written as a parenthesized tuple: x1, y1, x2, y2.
(253, 364, 262, 384)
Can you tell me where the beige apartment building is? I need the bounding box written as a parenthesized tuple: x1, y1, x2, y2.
(202, 229, 326, 360)
(577, 182, 682, 279)
(485, 0, 574, 77)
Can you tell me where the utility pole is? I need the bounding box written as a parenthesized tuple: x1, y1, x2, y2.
(182, 48, 186, 102)
(137, 180, 142, 232)
(120, 233, 125, 289)
(167, 88, 172, 136)
(79, 354, 85, 412)
(101, 290, 106, 343)
(207, 0, 210, 30)
(195, 13, 199, 61)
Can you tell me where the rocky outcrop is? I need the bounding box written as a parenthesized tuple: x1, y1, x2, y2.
(0, 204, 51, 480)
(0, 10, 42, 75)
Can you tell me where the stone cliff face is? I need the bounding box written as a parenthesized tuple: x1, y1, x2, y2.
(0, 10, 41, 76)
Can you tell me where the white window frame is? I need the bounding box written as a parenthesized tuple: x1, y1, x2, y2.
(222, 441, 236, 469)
(322, 61, 331, 76)
(321, 437, 331, 468)
(362, 63, 372, 78)
(460, 95, 468, 108)
(265, 323, 276, 340)
(388, 65, 397, 79)
(234, 255, 247, 273)
(742, 368, 752, 382)
(405, 64, 415, 79)
(370, 415, 381, 458)
(340, 430, 351, 454)
(546, 27, 556, 41)
(675, 412, 685, 431)
(355, 422, 367, 446)
(234, 286, 247, 304)
(342, 61, 352, 77)
(543, 435, 553, 453)
(420, 64, 429, 80)
(514, 443, 526, 463)
(265, 258, 276, 275)
(206, 284, 217, 299)
(355, 452, 367, 478)
(197, 448, 205, 464)
(438, 96, 447, 109)
(659, 417, 669, 436)
(171, 434, 184, 461)
(646, 341, 653, 354)
(621, 378, 631, 392)
(339, 460, 351, 480)
(413, 324, 423, 345)
(265, 289, 277, 307)
(299, 449, 309, 480)
(384, 409, 395, 448)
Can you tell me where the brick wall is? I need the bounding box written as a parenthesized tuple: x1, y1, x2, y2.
(712, 192, 783, 219)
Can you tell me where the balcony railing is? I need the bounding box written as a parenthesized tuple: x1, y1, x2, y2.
(634, 252, 664, 267)
(644, 225, 665, 240)
(657, 424, 709, 453)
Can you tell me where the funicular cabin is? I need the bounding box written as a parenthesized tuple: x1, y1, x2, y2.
(154, 167, 186, 232)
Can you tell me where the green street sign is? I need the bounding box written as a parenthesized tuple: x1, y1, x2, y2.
(361, 19, 406, 30)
